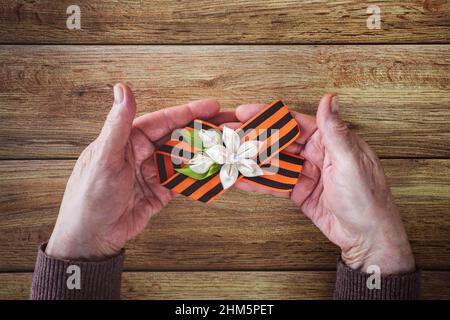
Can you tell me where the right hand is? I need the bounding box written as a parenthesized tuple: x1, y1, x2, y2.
(234, 94, 415, 274)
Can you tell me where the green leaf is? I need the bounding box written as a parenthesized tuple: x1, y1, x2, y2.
(175, 128, 221, 180)
(206, 163, 221, 177)
(179, 129, 193, 144)
(180, 129, 203, 150)
(175, 162, 221, 180)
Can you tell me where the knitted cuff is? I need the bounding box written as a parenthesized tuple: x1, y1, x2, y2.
(333, 258, 421, 300)
(30, 243, 124, 300)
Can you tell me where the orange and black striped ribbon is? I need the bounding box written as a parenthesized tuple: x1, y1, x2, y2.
(154, 99, 304, 203)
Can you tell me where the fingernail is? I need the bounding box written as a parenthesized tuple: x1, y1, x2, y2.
(331, 95, 339, 114)
(114, 84, 124, 104)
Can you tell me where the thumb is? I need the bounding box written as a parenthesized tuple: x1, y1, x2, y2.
(99, 83, 136, 155)
(316, 93, 354, 161)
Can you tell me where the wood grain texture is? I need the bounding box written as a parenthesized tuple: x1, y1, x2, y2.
(0, 45, 449, 159)
(0, 0, 448, 302)
(0, 1, 449, 44)
(1, 159, 449, 271)
(1, 271, 449, 300)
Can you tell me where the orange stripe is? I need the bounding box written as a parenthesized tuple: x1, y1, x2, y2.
(158, 100, 303, 202)
(195, 120, 221, 130)
(171, 177, 197, 194)
(164, 155, 175, 179)
(259, 119, 297, 160)
(204, 185, 228, 203)
(239, 178, 292, 193)
(259, 121, 300, 168)
(264, 119, 296, 149)
(240, 107, 289, 142)
(161, 171, 182, 186)
(204, 114, 298, 203)
(270, 158, 303, 172)
(266, 126, 301, 167)
(260, 171, 299, 185)
(205, 114, 299, 202)
(189, 175, 221, 200)
(195, 161, 301, 202)
(280, 151, 304, 160)
(236, 99, 283, 135)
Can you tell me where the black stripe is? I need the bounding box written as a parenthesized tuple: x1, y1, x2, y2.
(240, 100, 285, 134)
(173, 162, 183, 169)
(258, 125, 300, 164)
(238, 112, 293, 163)
(159, 145, 194, 159)
(156, 154, 167, 183)
(275, 122, 300, 149)
(278, 152, 305, 166)
(269, 111, 292, 130)
(250, 111, 292, 143)
(201, 122, 217, 130)
(187, 120, 217, 131)
(197, 183, 224, 203)
(181, 174, 217, 196)
(245, 176, 293, 190)
(164, 173, 188, 190)
(261, 164, 300, 178)
(278, 153, 304, 165)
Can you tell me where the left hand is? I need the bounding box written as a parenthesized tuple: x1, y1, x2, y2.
(46, 84, 227, 260)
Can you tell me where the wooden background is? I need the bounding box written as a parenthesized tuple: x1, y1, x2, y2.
(0, 0, 449, 299)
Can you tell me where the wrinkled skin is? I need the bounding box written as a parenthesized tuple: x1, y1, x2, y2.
(46, 84, 226, 259)
(47, 85, 414, 274)
(231, 95, 415, 274)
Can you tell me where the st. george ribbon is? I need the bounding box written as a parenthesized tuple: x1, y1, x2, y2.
(154, 99, 304, 203)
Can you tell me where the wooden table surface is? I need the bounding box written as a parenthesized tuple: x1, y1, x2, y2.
(0, 1, 449, 299)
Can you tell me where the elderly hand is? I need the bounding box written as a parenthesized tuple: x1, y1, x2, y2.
(233, 94, 415, 274)
(46, 84, 226, 260)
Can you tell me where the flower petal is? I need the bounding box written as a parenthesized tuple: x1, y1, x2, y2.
(220, 163, 239, 189)
(237, 158, 264, 177)
(205, 145, 229, 164)
(222, 126, 241, 154)
(237, 140, 262, 159)
(188, 154, 214, 174)
(198, 129, 222, 148)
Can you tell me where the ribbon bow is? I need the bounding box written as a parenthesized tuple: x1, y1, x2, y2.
(154, 99, 304, 203)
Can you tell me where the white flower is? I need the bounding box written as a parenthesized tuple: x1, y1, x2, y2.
(188, 153, 215, 174)
(188, 126, 263, 189)
(198, 129, 222, 148)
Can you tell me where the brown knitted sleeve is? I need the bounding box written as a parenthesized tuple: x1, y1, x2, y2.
(30, 243, 124, 300)
(333, 258, 421, 300)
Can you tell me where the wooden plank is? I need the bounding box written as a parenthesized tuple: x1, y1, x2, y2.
(0, 271, 449, 299)
(0, 1, 449, 44)
(0, 159, 449, 271)
(0, 45, 449, 159)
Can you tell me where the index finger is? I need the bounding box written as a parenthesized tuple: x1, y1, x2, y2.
(133, 99, 221, 142)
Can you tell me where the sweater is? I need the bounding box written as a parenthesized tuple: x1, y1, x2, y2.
(30, 243, 420, 300)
